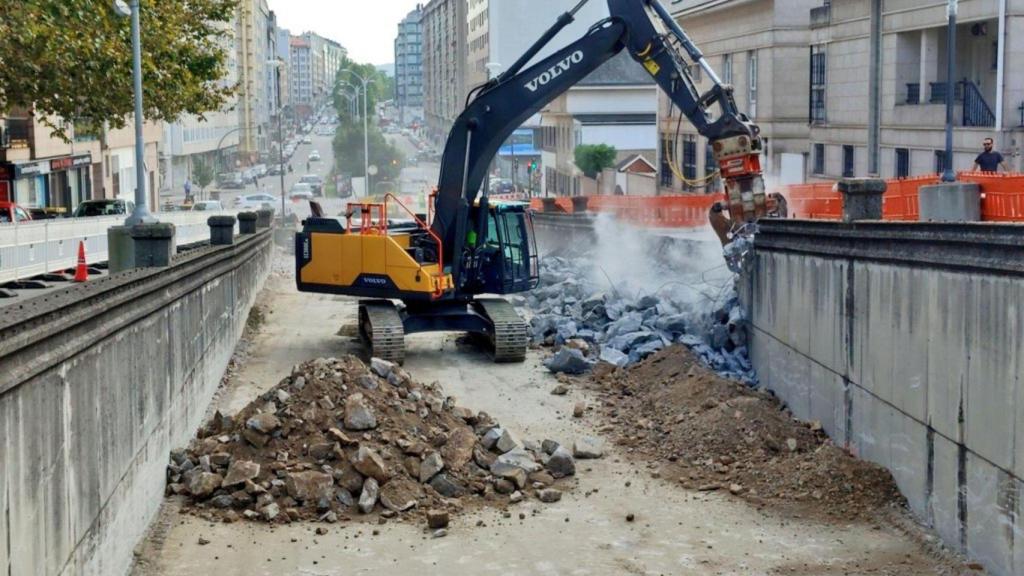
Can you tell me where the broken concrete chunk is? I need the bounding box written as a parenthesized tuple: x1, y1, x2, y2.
(352, 446, 390, 482)
(420, 452, 445, 483)
(344, 393, 378, 431)
(494, 429, 519, 454)
(573, 436, 605, 459)
(246, 413, 281, 434)
(222, 460, 260, 488)
(429, 473, 466, 498)
(544, 347, 594, 375)
(494, 449, 541, 474)
(379, 477, 423, 512)
(285, 471, 334, 503)
(426, 509, 449, 529)
(545, 446, 576, 479)
(370, 357, 395, 378)
(358, 477, 379, 514)
(537, 488, 563, 503)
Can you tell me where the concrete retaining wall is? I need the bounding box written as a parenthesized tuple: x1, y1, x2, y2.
(742, 220, 1024, 576)
(0, 230, 273, 576)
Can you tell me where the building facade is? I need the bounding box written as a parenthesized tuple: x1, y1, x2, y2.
(395, 5, 425, 124)
(808, 0, 1023, 180)
(0, 112, 160, 213)
(289, 32, 346, 124)
(236, 0, 274, 163)
(466, 0, 489, 89)
(657, 0, 817, 194)
(422, 0, 468, 146)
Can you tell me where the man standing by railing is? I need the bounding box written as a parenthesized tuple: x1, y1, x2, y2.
(973, 138, 1008, 173)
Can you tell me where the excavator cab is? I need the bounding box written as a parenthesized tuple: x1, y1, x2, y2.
(468, 202, 539, 295)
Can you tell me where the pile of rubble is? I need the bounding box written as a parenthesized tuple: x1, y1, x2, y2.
(591, 345, 904, 520)
(526, 254, 754, 383)
(166, 356, 594, 527)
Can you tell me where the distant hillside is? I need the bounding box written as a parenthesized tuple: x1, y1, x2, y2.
(376, 63, 395, 78)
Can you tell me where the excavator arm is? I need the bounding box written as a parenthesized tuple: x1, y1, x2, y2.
(431, 0, 767, 286)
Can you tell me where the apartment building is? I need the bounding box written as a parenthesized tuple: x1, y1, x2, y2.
(808, 0, 1023, 180)
(395, 5, 425, 124)
(657, 0, 817, 194)
(0, 112, 160, 213)
(466, 0, 490, 89)
(422, 0, 468, 146)
(236, 0, 274, 163)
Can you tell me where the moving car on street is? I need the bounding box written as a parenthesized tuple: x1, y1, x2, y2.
(289, 183, 314, 200)
(0, 201, 33, 224)
(298, 174, 324, 196)
(308, 150, 321, 162)
(233, 193, 279, 210)
(73, 199, 135, 217)
(190, 201, 224, 211)
(217, 172, 245, 189)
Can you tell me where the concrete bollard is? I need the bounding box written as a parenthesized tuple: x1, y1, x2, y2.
(256, 209, 274, 229)
(238, 211, 258, 234)
(570, 196, 590, 212)
(207, 215, 237, 246)
(837, 178, 886, 222)
(129, 223, 176, 267)
(918, 181, 981, 222)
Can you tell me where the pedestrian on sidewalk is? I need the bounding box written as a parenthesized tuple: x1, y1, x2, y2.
(973, 138, 1008, 173)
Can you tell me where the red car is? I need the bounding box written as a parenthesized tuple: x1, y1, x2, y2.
(0, 201, 33, 224)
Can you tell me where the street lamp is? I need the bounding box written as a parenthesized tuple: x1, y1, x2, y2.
(267, 59, 287, 223)
(342, 71, 379, 196)
(941, 0, 958, 182)
(113, 0, 155, 225)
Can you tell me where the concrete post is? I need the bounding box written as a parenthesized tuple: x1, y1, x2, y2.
(207, 215, 237, 246)
(837, 178, 886, 221)
(129, 223, 176, 267)
(238, 211, 258, 235)
(256, 209, 274, 229)
(107, 226, 136, 274)
(919, 182, 981, 222)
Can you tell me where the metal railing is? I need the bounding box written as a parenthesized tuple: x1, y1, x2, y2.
(962, 80, 995, 127)
(0, 211, 240, 284)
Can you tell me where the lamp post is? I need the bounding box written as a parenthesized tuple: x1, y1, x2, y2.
(342, 71, 379, 196)
(338, 82, 360, 120)
(266, 59, 287, 221)
(941, 0, 958, 183)
(113, 0, 155, 225)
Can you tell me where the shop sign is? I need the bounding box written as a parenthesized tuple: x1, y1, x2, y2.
(16, 160, 50, 177)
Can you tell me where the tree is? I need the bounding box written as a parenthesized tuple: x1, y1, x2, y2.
(331, 57, 392, 125)
(192, 159, 215, 192)
(574, 144, 618, 179)
(332, 122, 403, 184)
(0, 0, 237, 141)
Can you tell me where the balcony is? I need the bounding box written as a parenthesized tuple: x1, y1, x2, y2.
(899, 80, 995, 128)
(3, 118, 31, 149)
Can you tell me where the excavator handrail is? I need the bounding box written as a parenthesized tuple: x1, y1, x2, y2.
(384, 193, 446, 299)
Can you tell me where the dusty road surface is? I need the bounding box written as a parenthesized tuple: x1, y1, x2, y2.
(132, 252, 966, 576)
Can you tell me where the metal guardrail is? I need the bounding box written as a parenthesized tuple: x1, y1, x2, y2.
(0, 211, 241, 283)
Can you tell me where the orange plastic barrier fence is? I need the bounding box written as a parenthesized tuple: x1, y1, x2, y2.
(960, 172, 1024, 221)
(527, 172, 1024, 227)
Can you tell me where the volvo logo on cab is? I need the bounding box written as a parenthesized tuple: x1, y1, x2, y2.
(525, 51, 584, 92)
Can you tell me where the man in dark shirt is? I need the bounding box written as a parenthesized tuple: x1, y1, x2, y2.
(973, 138, 1008, 172)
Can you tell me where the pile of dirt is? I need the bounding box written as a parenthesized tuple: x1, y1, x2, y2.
(166, 355, 580, 527)
(590, 345, 904, 520)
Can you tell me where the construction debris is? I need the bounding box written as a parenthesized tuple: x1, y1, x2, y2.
(166, 355, 581, 524)
(525, 255, 753, 383)
(591, 345, 905, 520)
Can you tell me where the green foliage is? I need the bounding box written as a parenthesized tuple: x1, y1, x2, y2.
(0, 0, 237, 141)
(332, 122, 403, 183)
(331, 57, 392, 125)
(574, 144, 618, 179)
(192, 158, 215, 190)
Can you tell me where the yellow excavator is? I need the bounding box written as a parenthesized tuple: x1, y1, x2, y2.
(295, 0, 768, 363)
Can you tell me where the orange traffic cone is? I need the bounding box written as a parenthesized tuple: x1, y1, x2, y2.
(73, 240, 89, 282)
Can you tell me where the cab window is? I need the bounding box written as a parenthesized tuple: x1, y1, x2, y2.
(14, 207, 30, 221)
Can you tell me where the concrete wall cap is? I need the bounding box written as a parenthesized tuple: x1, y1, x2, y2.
(130, 222, 176, 238)
(837, 178, 887, 195)
(207, 215, 238, 227)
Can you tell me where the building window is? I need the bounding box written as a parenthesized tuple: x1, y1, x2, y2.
(934, 150, 948, 173)
(722, 54, 733, 85)
(896, 148, 910, 178)
(810, 46, 826, 124)
(660, 138, 674, 188)
(705, 141, 716, 177)
(682, 135, 697, 181)
(747, 50, 758, 118)
(842, 145, 854, 177)
(813, 143, 825, 175)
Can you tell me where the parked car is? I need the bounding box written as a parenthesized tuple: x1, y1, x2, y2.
(308, 150, 321, 162)
(301, 135, 312, 144)
(217, 172, 245, 189)
(233, 193, 279, 210)
(298, 174, 324, 196)
(73, 199, 135, 217)
(289, 183, 314, 200)
(252, 164, 268, 178)
(0, 201, 33, 224)
(190, 200, 223, 211)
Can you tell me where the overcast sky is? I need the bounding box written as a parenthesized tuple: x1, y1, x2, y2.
(269, 0, 422, 66)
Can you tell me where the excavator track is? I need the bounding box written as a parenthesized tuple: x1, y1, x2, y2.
(475, 297, 528, 363)
(358, 300, 406, 365)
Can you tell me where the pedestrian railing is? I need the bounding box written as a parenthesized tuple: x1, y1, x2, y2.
(0, 210, 240, 284)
